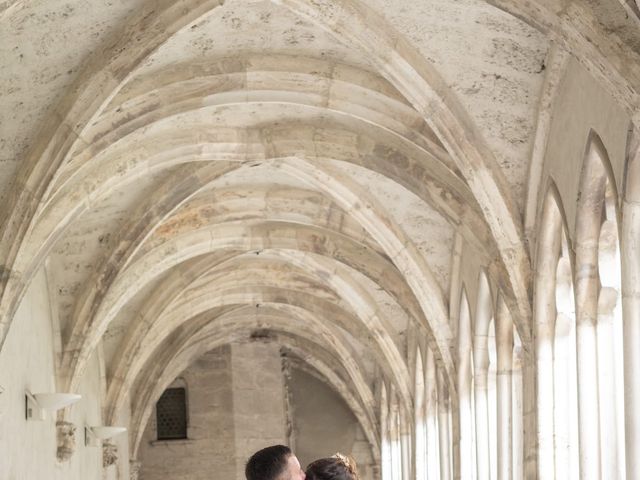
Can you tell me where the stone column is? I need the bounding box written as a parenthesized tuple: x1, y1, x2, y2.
(425, 348, 440, 480)
(473, 282, 492, 480)
(495, 297, 513, 480)
(574, 205, 603, 480)
(400, 406, 411, 480)
(129, 460, 142, 480)
(622, 144, 640, 479)
(533, 219, 560, 480)
(389, 390, 402, 480)
(414, 351, 427, 480)
(230, 341, 287, 480)
(380, 384, 392, 480)
(597, 286, 622, 479)
(437, 372, 451, 480)
(513, 346, 525, 480)
(457, 296, 474, 480)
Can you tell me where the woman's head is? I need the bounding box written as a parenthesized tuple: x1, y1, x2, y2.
(305, 453, 359, 480)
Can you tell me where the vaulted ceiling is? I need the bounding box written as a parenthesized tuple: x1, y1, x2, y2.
(1, 0, 640, 454)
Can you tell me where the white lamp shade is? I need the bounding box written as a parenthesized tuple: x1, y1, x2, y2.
(88, 426, 127, 440)
(33, 393, 82, 410)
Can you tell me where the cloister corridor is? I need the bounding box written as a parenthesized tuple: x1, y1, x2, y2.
(2, 1, 640, 479)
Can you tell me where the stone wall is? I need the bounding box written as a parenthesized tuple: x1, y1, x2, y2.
(230, 341, 288, 480)
(288, 368, 375, 480)
(0, 268, 104, 480)
(138, 341, 289, 480)
(138, 340, 376, 480)
(138, 345, 237, 480)
(539, 56, 630, 239)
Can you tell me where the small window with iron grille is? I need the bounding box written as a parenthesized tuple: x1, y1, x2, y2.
(156, 387, 188, 440)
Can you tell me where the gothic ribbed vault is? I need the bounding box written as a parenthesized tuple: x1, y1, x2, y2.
(2, 1, 640, 479)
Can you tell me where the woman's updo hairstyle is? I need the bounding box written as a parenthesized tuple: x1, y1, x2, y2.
(305, 453, 359, 480)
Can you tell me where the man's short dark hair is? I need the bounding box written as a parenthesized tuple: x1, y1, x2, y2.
(245, 445, 292, 480)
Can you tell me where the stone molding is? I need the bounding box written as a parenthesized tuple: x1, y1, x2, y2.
(102, 441, 118, 468)
(56, 421, 76, 463)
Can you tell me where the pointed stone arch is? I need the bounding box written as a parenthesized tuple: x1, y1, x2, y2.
(273, 0, 532, 348)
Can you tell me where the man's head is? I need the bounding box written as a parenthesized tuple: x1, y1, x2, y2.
(245, 445, 305, 480)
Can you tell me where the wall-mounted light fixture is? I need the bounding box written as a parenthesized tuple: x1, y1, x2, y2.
(85, 426, 127, 446)
(25, 391, 82, 420)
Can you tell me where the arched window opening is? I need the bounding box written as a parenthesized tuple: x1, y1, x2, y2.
(155, 381, 188, 441)
(596, 180, 625, 480)
(534, 187, 576, 479)
(553, 233, 579, 480)
(574, 133, 625, 479)
(621, 130, 640, 479)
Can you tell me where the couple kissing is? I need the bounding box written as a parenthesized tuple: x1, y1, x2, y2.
(246, 445, 359, 480)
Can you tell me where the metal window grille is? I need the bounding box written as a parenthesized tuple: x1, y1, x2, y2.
(156, 387, 187, 440)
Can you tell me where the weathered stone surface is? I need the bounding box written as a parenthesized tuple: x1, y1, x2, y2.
(56, 421, 76, 463)
(102, 441, 118, 468)
(2, 0, 640, 479)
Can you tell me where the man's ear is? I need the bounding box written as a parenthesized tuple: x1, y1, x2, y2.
(277, 455, 293, 480)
